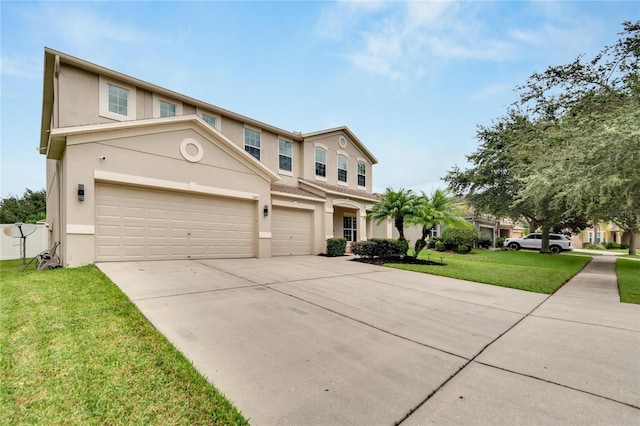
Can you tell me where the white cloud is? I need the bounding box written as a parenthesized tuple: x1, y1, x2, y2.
(319, 1, 523, 84)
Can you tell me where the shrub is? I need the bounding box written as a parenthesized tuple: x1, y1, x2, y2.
(456, 244, 470, 254)
(352, 239, 408, 258)
(326, 238, 347, 257)
(584, 242, 606, 250)
(477, 237, 493, 249)
(427, 236, 441, 249)
(351, 241, 376, 258)
(497, 237, 506, 247)
(368, 238, 409, 257)
(606, 242, 621, 250)
(435, 241, 446, 252)
(441, 226, 479, 251)
(621, 243, 630, 249)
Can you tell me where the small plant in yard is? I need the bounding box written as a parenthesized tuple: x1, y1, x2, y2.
(441, 226, 479, 253)
(0, 260, 248, 425)
(326, 238, 347, 256)
(456, 244, 470, 254)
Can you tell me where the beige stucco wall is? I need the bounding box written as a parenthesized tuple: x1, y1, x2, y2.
(302, 133, 373, 193)
(58, 65, 102, 127)
(54, 122, 273, 266)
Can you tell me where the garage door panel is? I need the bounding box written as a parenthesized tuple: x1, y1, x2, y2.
(95, 183, 256, 261)
(272, 207, 313, 256)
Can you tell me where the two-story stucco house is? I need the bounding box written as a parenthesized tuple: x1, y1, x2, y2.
(39, 48, 382, 267)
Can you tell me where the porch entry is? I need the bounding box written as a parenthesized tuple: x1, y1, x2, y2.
(343, 214, 358, 242)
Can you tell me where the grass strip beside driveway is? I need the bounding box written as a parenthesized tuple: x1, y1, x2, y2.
(0, 260, 247, 425)
(617, 258, 640, 304)
(386, 249, 592, 294)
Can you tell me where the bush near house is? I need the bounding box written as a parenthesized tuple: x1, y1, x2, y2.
(326, 238, 347, 257)
(477, 236, 493, 249)
(351, 238, 408, 258)
(441, 226, 479, 253)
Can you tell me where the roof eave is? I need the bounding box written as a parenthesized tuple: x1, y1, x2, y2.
(43, 47, 304, 143)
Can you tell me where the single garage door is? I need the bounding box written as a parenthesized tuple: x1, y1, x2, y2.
(271, 206, 312, 256)
(95, 183, 256, 261)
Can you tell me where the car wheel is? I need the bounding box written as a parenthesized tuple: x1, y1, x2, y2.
(550, 245, 561, 254)
(508, 242, 520, 251)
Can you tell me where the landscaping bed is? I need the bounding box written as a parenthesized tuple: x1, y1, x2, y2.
(353, 255, 445, 266)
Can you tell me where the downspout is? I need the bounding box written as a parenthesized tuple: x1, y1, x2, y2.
(54, 55, 64, 265)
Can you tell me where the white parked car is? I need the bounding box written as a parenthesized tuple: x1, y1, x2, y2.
(503, 233, 573, 254)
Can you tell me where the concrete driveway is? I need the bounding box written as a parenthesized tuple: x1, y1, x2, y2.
(98, 255, 639, 425)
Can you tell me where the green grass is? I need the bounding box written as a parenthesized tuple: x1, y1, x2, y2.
(617, 258, 640, 304)
(0, 260, 248, 425)
(386, 249, 592, 294)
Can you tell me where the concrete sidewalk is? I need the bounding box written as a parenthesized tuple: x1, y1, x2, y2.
(98, 255, 640, 425)
(406, 255, 640, 425)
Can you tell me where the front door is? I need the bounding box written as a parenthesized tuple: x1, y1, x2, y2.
(343, 215, 358, 242)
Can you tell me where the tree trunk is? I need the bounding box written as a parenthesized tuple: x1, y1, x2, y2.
(413, 225, 431, 258)
(629, 230, 637, 256)
(540, 227, 551, 253)
(395, 217, 405, 241)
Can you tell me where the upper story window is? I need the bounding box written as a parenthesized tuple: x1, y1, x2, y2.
(244, 127, 261, 160)
(202, 113, 217, 128)
(99, 76, 136, 121)
(315, 147, 326, 178)
(159, 100, 177, 117)
(337, 155, 348, 183)
(279, 139, 292, 173)
(357, 161, 366, 187)
(108, 84, 129, 116)
(152, 94, 182, 118)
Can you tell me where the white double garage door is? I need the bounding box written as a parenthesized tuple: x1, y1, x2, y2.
(95, 184, 312, 261)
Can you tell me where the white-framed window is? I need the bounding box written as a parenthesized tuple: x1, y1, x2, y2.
(152, 94, 182, 118)
(588, 231, 604, 243)
(279, 139, 292, 173)
(196, 108, 221, 130)
(343, 215, 358, 242)
(244, 127, 261, 160)
(357, 161, 366, 187)
(338, 154, 348, 183)
(99, 76, 136, 121)
(202, 113, 217, 128)
(315, 147, 327, 178)
(159, 100, 177, 117)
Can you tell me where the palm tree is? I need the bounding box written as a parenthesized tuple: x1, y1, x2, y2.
(368, 188, 417, 241)
(407, 189, 469, 257)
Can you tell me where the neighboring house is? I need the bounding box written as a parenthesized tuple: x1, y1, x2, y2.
(571, 223, 640, 249)
(40, 48, 379, 267)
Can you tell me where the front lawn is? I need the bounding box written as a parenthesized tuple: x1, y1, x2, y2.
(617, 258, 640, 304)
(386, 249, 592, 294)
(0, 260, 247, 425)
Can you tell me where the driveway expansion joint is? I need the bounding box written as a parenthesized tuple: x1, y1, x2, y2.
(473, 361, 640, 410)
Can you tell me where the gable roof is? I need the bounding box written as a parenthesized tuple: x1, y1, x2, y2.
(41, 48, 378, 165)
(302, 127, 378, 164)
(46, 115, 281, 183)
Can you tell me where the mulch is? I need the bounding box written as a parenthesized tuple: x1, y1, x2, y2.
(351, 255, 445, 266)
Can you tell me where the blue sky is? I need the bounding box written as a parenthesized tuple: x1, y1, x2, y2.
(1, 1, 638, 198)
